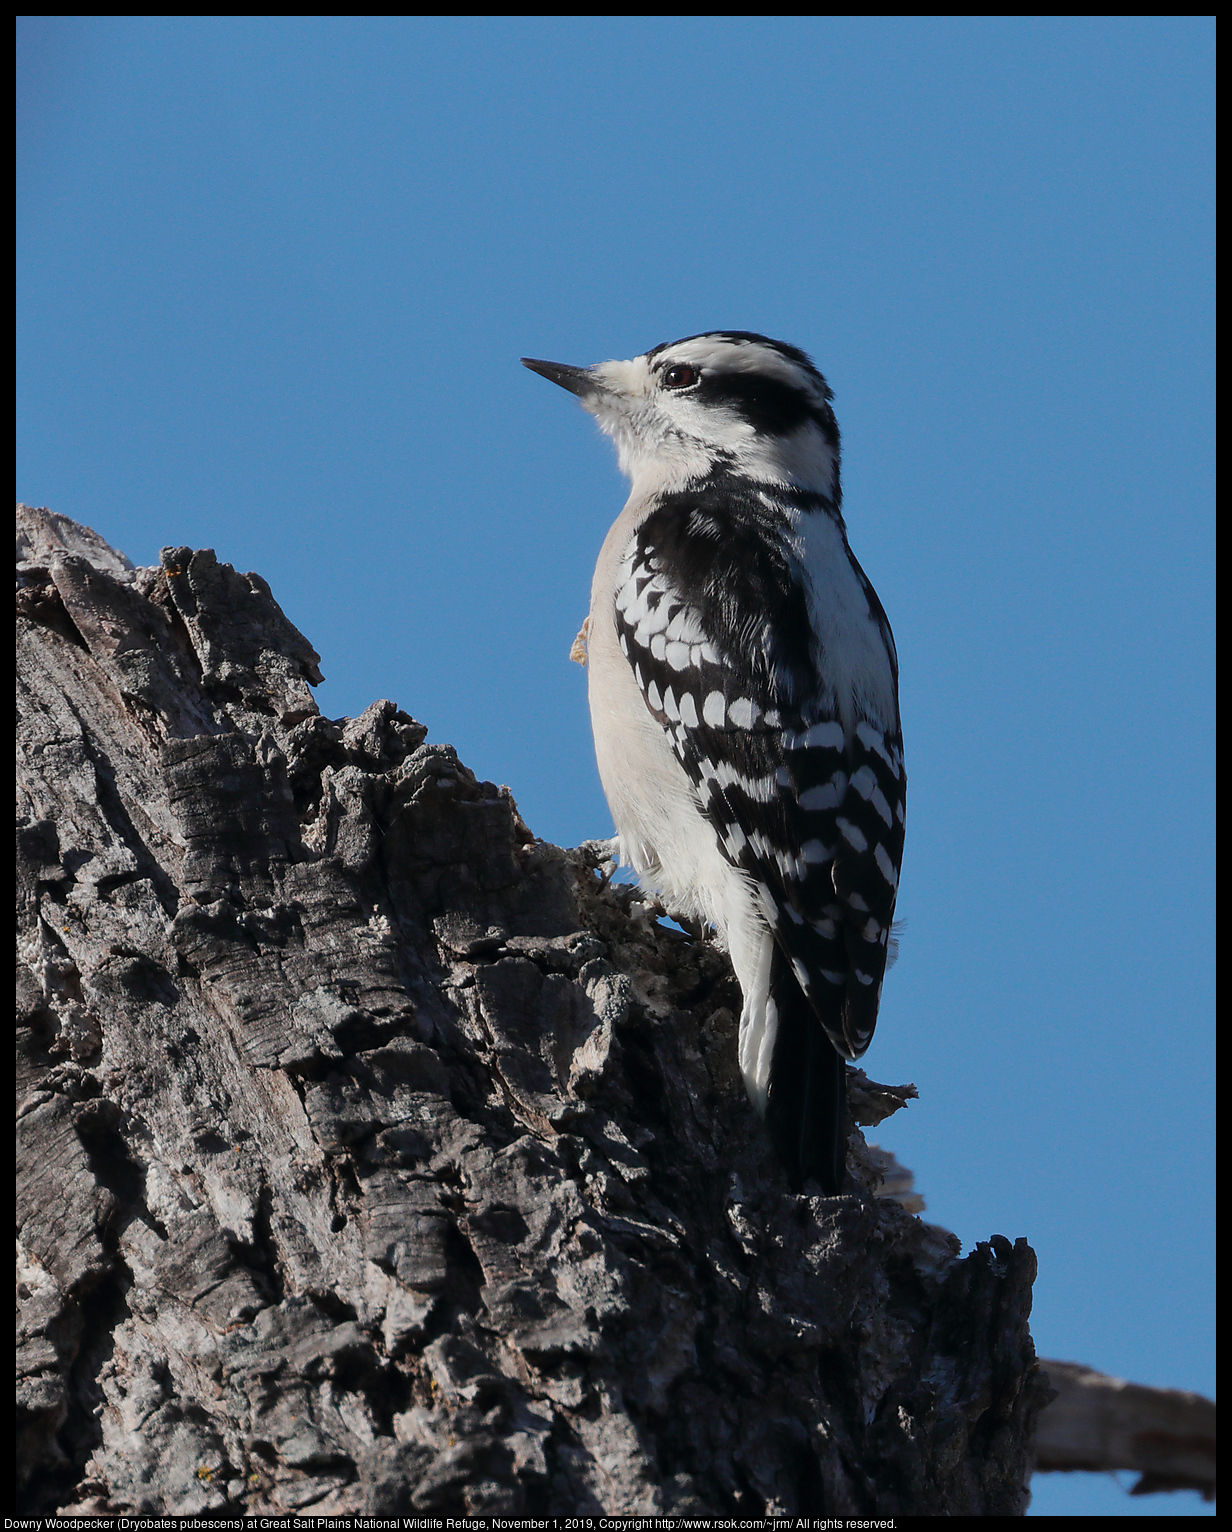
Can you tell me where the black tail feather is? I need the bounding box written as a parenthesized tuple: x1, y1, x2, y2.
(765, 950, 847, 1194)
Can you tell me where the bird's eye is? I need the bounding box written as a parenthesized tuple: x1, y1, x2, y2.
(662, 364, 698, 390)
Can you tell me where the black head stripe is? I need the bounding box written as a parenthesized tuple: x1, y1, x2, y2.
(694, 371, 838, 446)
(645, 331, 839, 446)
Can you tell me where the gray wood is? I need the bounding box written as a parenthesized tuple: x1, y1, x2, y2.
(1035, 1360, 1215, 1501)
(17, 504, 1049, 1515)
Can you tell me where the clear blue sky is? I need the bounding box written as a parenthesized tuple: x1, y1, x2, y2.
(17, 18, 1214, 1516)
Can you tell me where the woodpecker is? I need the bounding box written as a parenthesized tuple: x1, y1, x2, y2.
(523, 333, 904, 1195)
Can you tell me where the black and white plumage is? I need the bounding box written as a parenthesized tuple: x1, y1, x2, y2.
(523, 333, 905, 1194)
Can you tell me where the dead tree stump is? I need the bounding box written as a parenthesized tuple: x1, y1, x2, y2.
(16, 504, 1048, 1515)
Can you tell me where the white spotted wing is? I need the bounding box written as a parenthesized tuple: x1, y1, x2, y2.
(612, 536, 905, 1057)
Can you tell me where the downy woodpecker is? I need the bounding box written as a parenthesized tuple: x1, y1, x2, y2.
(524, 333, 904, 1195)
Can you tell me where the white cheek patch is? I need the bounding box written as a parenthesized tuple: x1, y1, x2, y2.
(670, 398, 752, 451)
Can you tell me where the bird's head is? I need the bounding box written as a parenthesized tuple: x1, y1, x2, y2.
(522, 332, 840, 502)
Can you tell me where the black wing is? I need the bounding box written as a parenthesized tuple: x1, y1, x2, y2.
(613, 488, 905, 1063)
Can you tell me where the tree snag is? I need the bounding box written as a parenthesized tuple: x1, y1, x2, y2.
(17, 503, 1051, 1515)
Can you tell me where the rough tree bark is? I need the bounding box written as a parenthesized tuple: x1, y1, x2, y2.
(16, 503, 1052, 1516)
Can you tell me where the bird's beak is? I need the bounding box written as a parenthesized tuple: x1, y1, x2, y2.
(521, 358, 599, 399)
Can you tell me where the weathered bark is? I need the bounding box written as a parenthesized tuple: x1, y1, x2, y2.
(17, 503, 1049, 1517)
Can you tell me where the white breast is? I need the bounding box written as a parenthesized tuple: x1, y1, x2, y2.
(586, 498, 764, 932)
(584, 489, 812, 1117)
(587, 510, 709, 899)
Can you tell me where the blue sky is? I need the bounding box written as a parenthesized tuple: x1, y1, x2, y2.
(17, 18, 1214, 1516)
